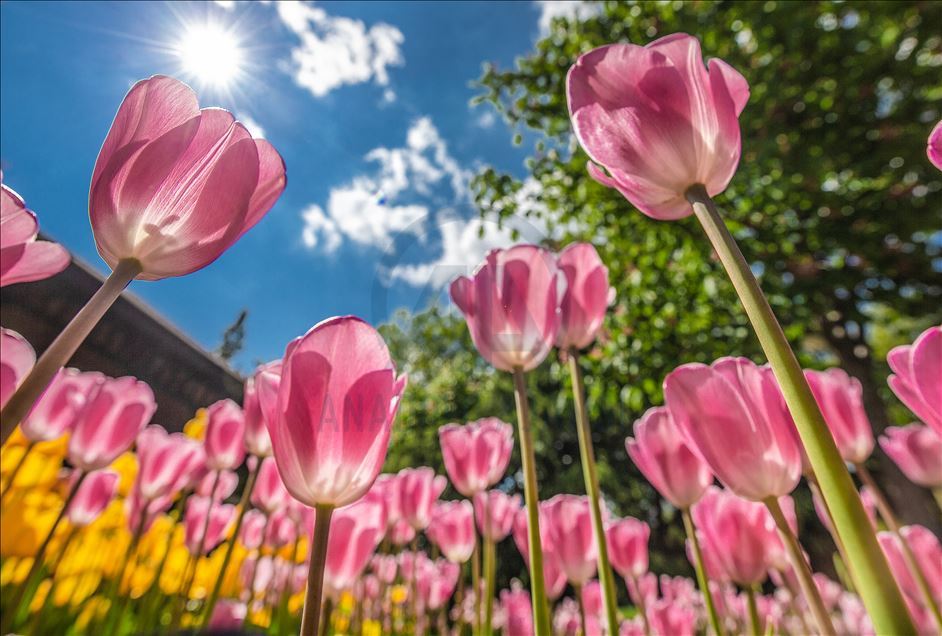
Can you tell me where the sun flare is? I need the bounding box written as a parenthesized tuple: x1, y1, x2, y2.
(175, 22, 244, 88)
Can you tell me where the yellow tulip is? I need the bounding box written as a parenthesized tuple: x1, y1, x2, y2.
(184, 409, 208, 441)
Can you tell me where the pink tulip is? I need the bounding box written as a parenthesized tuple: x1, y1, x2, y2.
(198, 469, 239, 501)
(556, 242, 611, 350)
(513, 506, 568, 599)
(68, 376, 156, 472)
(929, 121, 942, 171)
(500, 585, 534, 636)
(240, 509, 267, 550)
(438, 417, 514, 497)
(426, 500, 475, 564)
(554, 597, 582, 636)
(371, 473, 403, 528)
(184, 495, 235, 554)
(420, 559, 460, 611)
(398, 467, 447, 530)
(371, 554, 398, 584)
(763, 495, 799, 573)
(804, 368, 875, 464)
(647, 599, 697, 636)
(627, 571, 658, 608)
(0, 328, 34, 408)
(474, 489, 521, 542)
(324, 496, 388, 594)
(626, 406, 713, 509)
(665, 357, 803, 501)
(208, 600, 246, 630)
(389, 518, 416, 546)
(543, 494, 599, 586)
(266, 316, 406, 508)
(691, 487, 772, 586)
(126, 489, 173, 534)
(567, 34, 749, 220)
(67, 469, 119, 527)
(0, 181, 69, 287)
(252, 456, 290, 514)
(243, 375, 272, 457)
(606, 517, 650, 580)
(879, 525, 942, 621)
(686, 534, 726, 582)
(89, 75, 285, 280)
(21, 369, 104, 442)
(450, 244, 565, 372)
(265, 509, 298, 549)
(887, 325, 942, 436)
(134, 425, 204, 501)
(879, 424, 942, 488)
(204, 399, 245, 471)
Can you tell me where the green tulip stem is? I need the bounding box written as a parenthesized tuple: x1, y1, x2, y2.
(681, 507, 724, 636)
(300, 503, 334, 636)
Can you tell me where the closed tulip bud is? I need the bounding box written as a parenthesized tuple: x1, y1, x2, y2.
(135, 425, 204, 501)
(626, 406, 713, 509)
(1, 181, 69, 287)
(804, 368, 875, 464)
(126, 489, 173, 534)
(185, 495, 235, 554)
(879, 425, 942, 488)
(665, 357, 802, 501)
(648, 599, 697, 636)
(474, 490, 521, 542)
(242, 378, 272, 458)
(691, 487, 773, 586)
(252, 456, 290, 514)
(450, 244, 565, 372)
(556, 242, 612, 351)
(887, 325, 941, 436)
(606, 517, 650, 580)
(89, 75, 285, 280)
(389, 518, 416, 547)
(878, 525, 942, 609)
(421, 559, 461, 611)
(240, 509, 267, 550)
(513, 506, 568, 600)
(567, 34, 749, 220)
(198, 469, 239, 501)
(399, 467, 447, 531)
(543, 494, 599, 587)
(68, 376, 155, 472)
(438, 417, 514, 497)
(67, 469, 119, 527)
(204, 399, 245, 471)
(371, 554, 398, 585)
(266, 316, 406, 508)
(426, 500, 475, 564)
(929, 121, 942, 171)
(501, 585, 534, 636)
(323, 496, 388, 594)
(21, 369, 104, 443)
(208, 600, 246, 630)
(266, 509, 297, 549)
(370, 473, 403, 528)
(0, 328, 34, 408)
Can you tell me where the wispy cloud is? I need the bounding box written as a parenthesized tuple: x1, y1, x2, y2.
(534, 0, 602, 35)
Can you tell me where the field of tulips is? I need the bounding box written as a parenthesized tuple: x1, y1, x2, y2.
(1, 11, 942, 636)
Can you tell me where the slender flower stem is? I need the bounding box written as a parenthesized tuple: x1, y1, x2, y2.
(933, 488, 942, 513)
(32, 524, 78, 634)
(3, 470, 85, 633)
(764, 497, 836, 636)
(681, 508, 724, 636)
(574, 583, 587, 636)
(471, 529, 481, 636)
(856, 463, 942, 630)
(300, 504, 334, 636)
(200, 457, 262, 627)
(0, 441, 35, 505)
(807, 475, 857, 592)
(686, 184, 914, 635)
(318, 596, 334, 636)
(511, 367, 552, 636)
(745, 586, 761, 636)
(483, 536, 496, 636)
(410, 534, 421, 626)
(0, 258, 141, 444)
(628, 575, 652, 636)
(242, 513, 273, 628)
(276, 529, 302, 631)
(173, 470, 222, 628)
(567, 350, 621, 636)
(140, 490, 189, 628)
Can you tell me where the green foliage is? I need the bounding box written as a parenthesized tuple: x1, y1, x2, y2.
(382, 0, 942, 588)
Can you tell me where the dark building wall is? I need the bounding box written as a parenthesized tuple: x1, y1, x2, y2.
(0, 259, 243, 431)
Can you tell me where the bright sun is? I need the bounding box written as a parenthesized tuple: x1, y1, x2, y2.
(175, 22, 244, 88)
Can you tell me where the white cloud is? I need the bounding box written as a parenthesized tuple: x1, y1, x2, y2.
(301, 117, 469, 254)
(275, 1, 404, 98)
(535, 0, 602, 35)
(474, 109, 497, 129)
(237, 113, 266, 139)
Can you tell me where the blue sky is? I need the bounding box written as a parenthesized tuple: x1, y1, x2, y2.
(0, 0, 589, 371)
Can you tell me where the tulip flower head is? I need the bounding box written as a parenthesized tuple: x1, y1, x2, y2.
(513, 505, 569, 600)
(879, 425, 942, 488)
(567, 34, 749, 220)
(542, 494, 599, 587)
(438, 417, 514, 497)
(606, 516, 650, 580)
(691, 487, 773, 586)
(398, 467, 447, 531)
(241, 508, 267, 550)
(67, 469, 119, 527)
(422, 560, 461, 611)
(89, 75, 286, 280)
(21, 369, 104, 443)
(500, 583, 534, 636)
(878, 525, 942, 610)
(474, 489, 521, 542)
(68, 376, 156, 472)
(887, 325, 942, 437)
(324, 496, 388, 595)
(266, 316, 405, 509)
(426, 500, 475, 564)
(626, 406, 713, 509)
(665, 357, 802, 501)
(252, 456, 290, 514)
(203, 398, 245, 471)
(184, 495, 235, 554)
(450, 244, 566, 372)
(556, 242, 612, 350)
(243, 375, 272, 457)
(804, 368, 875, 464)
(1, 181, 69, 287)
(0, 328, 34, 408)
(929, 120, 942, 171)
(135, 426, 204, 502)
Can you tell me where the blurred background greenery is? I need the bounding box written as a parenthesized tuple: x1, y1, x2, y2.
(379, 0, 942, 599)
